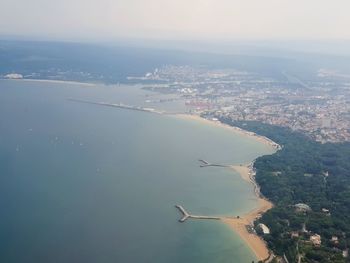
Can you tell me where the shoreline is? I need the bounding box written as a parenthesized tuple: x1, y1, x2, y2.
(225, 164, 273, 261)
(4, 78, 276, 260)
(1, 78, 97, 86)
(174, 113, 277, 261)
(174, 114, 281, 151)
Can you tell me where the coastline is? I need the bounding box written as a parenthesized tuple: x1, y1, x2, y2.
(224, 164, 273, 261)
(174, 114, 280, 151)
(1, 79, 276, 262)
(174, 113, 278, 261)
(1, 78, 97, 86)
(4, 77, 276, 260)
(11, 82, 274, 260)
(42, 91, 276, 261)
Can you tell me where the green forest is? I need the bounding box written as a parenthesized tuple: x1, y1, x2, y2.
(219, 118, 350, 263)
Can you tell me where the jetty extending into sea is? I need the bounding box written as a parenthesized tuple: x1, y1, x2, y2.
(68, 98, 163, 114)
(198, 159, 228, 168)
(175, 205, 221, 222)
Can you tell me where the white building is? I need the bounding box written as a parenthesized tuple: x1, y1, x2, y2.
(258, 223, 270, 234)
(310, 234, 322, 246)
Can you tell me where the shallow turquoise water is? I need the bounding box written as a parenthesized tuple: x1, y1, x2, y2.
(0, 80, 274, 262)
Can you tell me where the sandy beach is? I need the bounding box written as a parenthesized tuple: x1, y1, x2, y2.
(224, 165, 273, 261)
(174, 113, 277, 261)
(174, 114, 281, 150)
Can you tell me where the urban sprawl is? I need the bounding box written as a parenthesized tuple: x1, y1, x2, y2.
(133, 65, 350, 143)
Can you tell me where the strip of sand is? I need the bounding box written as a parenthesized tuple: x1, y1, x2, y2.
(174, 114, 280, 150)
(225, 165, 273, 261)
(174, 114, 277, 261)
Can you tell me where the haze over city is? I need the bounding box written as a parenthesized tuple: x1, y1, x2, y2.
(1, 0, 350, 41)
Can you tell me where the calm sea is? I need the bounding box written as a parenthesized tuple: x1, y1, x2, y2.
(0, 80, 274, 263)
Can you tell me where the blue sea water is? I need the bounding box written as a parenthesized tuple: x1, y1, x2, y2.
(0, 80, 274, 263)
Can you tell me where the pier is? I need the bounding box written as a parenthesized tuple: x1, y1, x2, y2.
(175, 205, 221, 222)
(68, 98, 163, 114)
(198, 159, 228, 168)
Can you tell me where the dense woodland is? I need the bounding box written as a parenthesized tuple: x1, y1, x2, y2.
(219, 118, 350, 263)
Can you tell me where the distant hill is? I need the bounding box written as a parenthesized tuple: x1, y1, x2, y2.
(0, 40, 318, 83)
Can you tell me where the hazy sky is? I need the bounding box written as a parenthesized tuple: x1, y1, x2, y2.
(1, 0, 350, 41)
